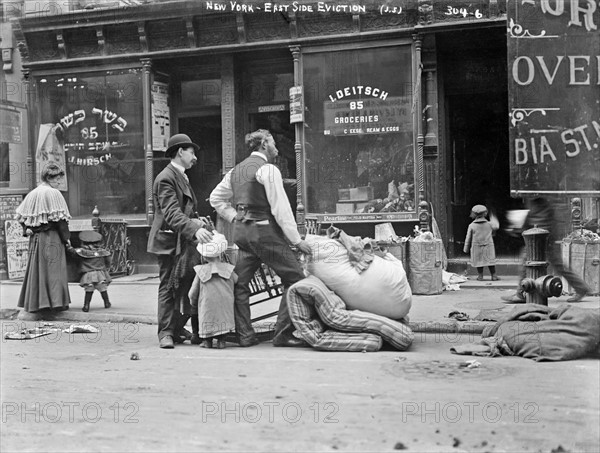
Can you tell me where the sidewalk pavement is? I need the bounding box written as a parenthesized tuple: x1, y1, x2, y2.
(2, 273, 598, 334)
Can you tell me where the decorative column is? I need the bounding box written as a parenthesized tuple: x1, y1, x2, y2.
(290, 45, 305, 233)
(220, 55, 236, 174)
(413, 34, 427, 230)
(423, 70, 438, 153)
(422, 36, 439, 235)
(141, 58, 154, 224)
(22, 69, 35, 191)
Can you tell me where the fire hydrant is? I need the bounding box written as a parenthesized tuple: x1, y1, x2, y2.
(520, 225, 563, 305)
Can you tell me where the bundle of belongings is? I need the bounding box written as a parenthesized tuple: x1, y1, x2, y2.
(287, 227, 414, 352)
(450, 304, 600, 361)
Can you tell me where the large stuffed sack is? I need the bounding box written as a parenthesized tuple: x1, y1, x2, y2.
(483, 304, 600, 361)
(305, 234, 412, 319)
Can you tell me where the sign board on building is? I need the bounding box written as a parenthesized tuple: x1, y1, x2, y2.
(4, 220, 28, 279)
(0, 195, 23, 222)
(68, 219, 95, 231)
(0, 106, 22, 143)
(314, 212, 415, 223)
(258, 104, 286, 113)
(152, 81, 170, 151)
(507, 1, 600, 196)
(289, 86, 304, 124)
(323, 97, 411, 136)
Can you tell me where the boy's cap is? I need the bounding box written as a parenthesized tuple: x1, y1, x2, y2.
(196, 232, 228, 258)
(79, 230, 103, 243)
(471, 204, 488, 215)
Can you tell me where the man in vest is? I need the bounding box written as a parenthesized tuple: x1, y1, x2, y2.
(210, 129, 312, 347)
(148, 134, 214, 349)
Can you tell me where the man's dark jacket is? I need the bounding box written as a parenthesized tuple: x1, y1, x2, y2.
(147, 164, 204, 256)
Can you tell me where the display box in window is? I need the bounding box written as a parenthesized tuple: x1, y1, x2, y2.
(337, 186, 374, 202)
(335, 201, 369, 214)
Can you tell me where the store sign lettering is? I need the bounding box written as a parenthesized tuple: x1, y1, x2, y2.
(514, 120, 600, 164)
(323, 97, 410, 136)
(512, 55, 600, 86)
(57, 107, 129, 166)
(531, 0, 597, 31)
(57, 108, 128, 133)
(327, 85, 388, 102)
(507, 1, 600, 194)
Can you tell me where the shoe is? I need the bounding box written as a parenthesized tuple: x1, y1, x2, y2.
(476, 275, 483, 281)
(239, 336, 260, 347)
(501, 294, 526, 304)
(82, 302, 90, 313)
(191, 334, 202, 345)
(174, 328, 193, 344)
(215, 338, 226, 349)
(567, 293, 586, 302)
(201, 338, 214, 348)
(104, 301, 111, 309)
(181, 328, 193, 340)
(272, 335, 308, 348)
(159, 336, 175, 349)
(491, 276, 500, 281)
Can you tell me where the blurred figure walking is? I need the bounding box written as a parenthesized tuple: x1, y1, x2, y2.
(502, 197, 590, 303)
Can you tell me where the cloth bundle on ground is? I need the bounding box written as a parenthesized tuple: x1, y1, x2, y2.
(287, 275, 414, 352)
(304, 232, 412, 319)
(450, 304, 600, 361)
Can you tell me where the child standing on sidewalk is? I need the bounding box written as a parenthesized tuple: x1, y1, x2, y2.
(71, 230, 112, 312)
(188, 232, 236, 348)
(463, 204, 499, 281)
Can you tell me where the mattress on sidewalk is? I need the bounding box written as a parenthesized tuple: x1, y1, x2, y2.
(287, 275, 414, 352)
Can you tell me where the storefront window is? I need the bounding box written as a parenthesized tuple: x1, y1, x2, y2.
(38, 69, 144, 217)
(303, 46, 415, 217)
(0, 102, 29, 192)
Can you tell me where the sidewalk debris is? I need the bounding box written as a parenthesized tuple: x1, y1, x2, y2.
(4, 327, 57, 340)
(460, 359, 481, 369)
(62, 324, 99, 334)
(442, 270, 467, 291)
(448, 311, 470, 321)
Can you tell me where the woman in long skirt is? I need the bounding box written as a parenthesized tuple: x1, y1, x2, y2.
(15, 163, 72, 313)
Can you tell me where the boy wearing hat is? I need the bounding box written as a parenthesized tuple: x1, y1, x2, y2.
(463, 204, 499, 281)
(70, 230, 112, 312)
(147, 133, 214, 349)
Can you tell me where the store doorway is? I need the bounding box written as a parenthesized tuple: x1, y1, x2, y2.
(178, 116, 222, 219)
(447, 91, 523, 257)
(249, 110, 297, 214)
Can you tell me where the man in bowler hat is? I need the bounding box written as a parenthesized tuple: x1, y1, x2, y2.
(147, 134, 213, 349)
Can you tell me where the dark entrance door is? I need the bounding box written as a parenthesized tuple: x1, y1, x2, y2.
(249, 110, 297, 214)
(447, 91, 523, 257)
(178, 116, 222, 220)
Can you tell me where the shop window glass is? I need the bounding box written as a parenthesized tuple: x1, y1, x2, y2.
(181, 79, 221, 110)
(38, 70, 144, 217)
(0, 103, 29, 191)
(303, 46, 415, 216)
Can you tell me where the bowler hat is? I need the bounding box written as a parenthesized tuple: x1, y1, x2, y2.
(165, 134, 200, 158)
(79, 230, 103, 243)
